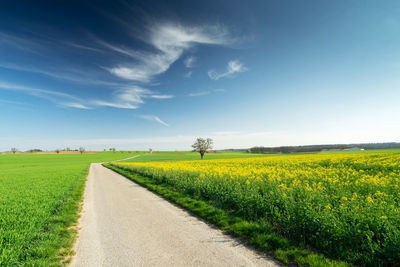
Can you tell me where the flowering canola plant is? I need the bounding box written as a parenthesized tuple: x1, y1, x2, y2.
(113, 153, 400, 265)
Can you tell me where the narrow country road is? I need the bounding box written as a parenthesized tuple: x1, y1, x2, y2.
(70, 163, 279, 267)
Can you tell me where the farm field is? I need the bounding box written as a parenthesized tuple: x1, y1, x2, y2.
(123, 151, 283, 162)
(111, 151, 400, 266)
(123, 149, 400, 163)
(0, 152, 139, 265)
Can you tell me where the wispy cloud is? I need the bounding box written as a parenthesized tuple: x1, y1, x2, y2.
(91, 100, 138, 109)
(0, 81, 91, 109)
(183, 56, 196, 68)
(188, 88, 225, 97)
(95, 38, 144, 59)
(188, 91, 210, 97)
(150, 94, 174, 99)
(61, 102, 91, 109)
(92, 86, 173, 109)
(138, 115, 169, 126)
(104, 23, 232, 82)
(0, 81, 79, 101)
(0, 23, 234, 112)
(0, 80, 172, 110)
(208, 60, 248, 80)
(0, 63, 121, 87)
(63, 42, 104, 53)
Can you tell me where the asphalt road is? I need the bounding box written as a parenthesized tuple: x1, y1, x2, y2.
(70, 163, 279, 267)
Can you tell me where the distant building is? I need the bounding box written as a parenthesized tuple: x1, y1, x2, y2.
(348, 147, 364, 151)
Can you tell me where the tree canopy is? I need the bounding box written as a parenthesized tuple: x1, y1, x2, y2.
(192, 138, 213, 159)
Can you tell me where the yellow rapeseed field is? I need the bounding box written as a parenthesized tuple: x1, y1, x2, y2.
(114, 153, 400, 265)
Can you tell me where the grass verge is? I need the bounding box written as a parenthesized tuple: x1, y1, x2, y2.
(105, 163, 350, 267)
(23, 169, 87, 266)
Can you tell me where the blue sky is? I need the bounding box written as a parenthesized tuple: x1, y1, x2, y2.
(0, 0, 399, 151)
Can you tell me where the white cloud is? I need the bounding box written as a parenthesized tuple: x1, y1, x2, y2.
(61, 102, 91, 109)
(183, 56, 196, 68)
(214, 88, 226, 92)
(105, 23, 232, 82)
(92, 86, 173, 109)
(150, 94, 174, 99)
(188, 91, 210, 97)
(91, 100, 138, 109)
(138, 115, 169, 127)
(208, 60, 247, 80)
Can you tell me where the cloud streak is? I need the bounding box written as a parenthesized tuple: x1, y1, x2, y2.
(92, 86, 173, 109)
(105, 23, 232, 82)
(138, 115, 169, 126)
(0, 81, 91, 109)
(188, 88, 226, 97)
(0, 80, 173, 110)
(0, 81, 79, 100)
(188, 91, 210, 97)
(61, 102, 91, 109)
(0, 63, 122, 87)
(208, 60, 247, 80)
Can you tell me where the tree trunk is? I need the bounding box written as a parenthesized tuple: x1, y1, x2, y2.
(200, 152, 204, 159)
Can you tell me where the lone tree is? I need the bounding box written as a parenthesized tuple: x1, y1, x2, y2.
(55, 149, 60, 154)
(11, 148, 17, 154)
(79, 147, 85, 154)
(192, 138, 213, 159)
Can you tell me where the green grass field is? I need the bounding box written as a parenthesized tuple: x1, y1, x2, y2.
(122, 151, 271, 162)
(0, 152, 139, 266)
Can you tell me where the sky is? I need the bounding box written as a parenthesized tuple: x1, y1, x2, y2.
(0, 0, 400, 151)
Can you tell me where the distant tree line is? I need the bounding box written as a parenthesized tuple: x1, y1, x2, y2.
(26, 149, 42, 153)
(248, 142, 400, 154)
